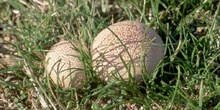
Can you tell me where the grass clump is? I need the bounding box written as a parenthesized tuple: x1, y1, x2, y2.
(0, 0, 220, 109)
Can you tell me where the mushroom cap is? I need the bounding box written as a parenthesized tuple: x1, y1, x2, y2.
(45, 40, 85, 88)
(92, 21, 164, 82)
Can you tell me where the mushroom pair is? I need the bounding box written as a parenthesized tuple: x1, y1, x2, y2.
(45, 21, 164, 88)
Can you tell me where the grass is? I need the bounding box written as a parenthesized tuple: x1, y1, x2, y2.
(0, 0, 220, 109)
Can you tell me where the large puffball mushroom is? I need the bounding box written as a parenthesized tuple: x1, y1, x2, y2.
(92, 21, 164, 82)
(45, 40, 85, 88)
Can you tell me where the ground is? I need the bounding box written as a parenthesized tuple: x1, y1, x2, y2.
(0, 0, 220, 109)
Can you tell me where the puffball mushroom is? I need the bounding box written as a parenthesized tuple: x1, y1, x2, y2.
(45, 40, 85, 88)
(92, 21, 164, 82)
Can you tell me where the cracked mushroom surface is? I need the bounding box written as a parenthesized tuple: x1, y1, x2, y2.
(45, 40, 85, 88)
(92, 21, 164, 82)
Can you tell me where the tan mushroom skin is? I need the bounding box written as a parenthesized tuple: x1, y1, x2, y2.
(92, 21, 164, 82)
(45, 41, 85, 88)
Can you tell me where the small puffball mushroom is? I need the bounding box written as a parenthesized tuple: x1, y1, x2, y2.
(92, 21, 164, 82)
(45, 40, 85, 88)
